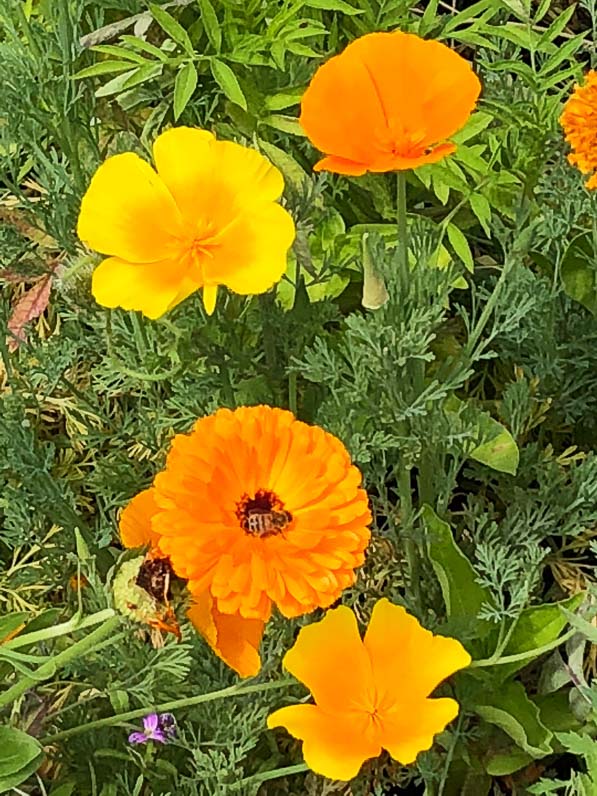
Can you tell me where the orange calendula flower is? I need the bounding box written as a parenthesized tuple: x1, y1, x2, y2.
(560, 70, 597, 190)
(267, 599, 471, 781)
(77, 127, 295, 318)
(300, 31, 481, 176)
(120, 406, 371, 676)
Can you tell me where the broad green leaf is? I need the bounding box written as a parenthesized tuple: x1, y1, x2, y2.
(94, 68, 135, 97)
(560, 606, 597, 643)
(470, 411, 519, 475)
(119, 35, 169, 62)
(197, 0, 221, 51)
(497, 594, 585, 679)
(423, 505, 491, 622)
(469, 193, 491, 237)
(173, 62, 197, 120)
(304, 0, 362, 13)
(261, 114, 305, 136)
(0, 613, 28, 644)
(475, 681, 553, 758)
(210, 59, 247, 110)
(120, 63, 163, 91)
(560, 234, 597, 317)
(485, 749, 534, 776)
(0, 726, 43, 779)
(91, 44, 148, 64)
(265, 90, 302, 111)
(150, 3, 194, 54)
(74, 60, 138, 79)
(447, 222, 474, 272)
(257, 140, 308, 192)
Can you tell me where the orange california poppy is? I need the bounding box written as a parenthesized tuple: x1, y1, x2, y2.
(560, 70, 597, 190)
(77, 127, 295, 318)
(267, 599, 471, 781)
(300, 31, 481, 176)
(120, 486, 265, 677)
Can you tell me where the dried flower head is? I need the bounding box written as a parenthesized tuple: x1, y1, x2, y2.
(560, 70, 597, 190)
(267, 599, 471, 781)
(77, 127, 295, 317)
(300, 31, 481, 175)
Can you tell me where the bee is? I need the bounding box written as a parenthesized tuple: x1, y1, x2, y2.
(244, 507, 292, 538)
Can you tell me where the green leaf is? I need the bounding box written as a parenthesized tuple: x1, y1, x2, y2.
(304, 0, 362, 13)
(497, 594, 585, 679)
(90, 44, 148, 64)
(475, 681, 553, 758)
(362, 234, 388, 310)
(261, 115, 305, 136)
(210, 59, 247, 110)
(197, 0, 221, 51)
(257, 140, 309, 192)
(73, 60, 138, 79)
(469, 193, 491, 237)
(0, 613, 29, 644)
(94, 68, 135, 97)
(470, 411, 519, 475)
(150, 3, 194, 54)
(423, 505, 491, 622)
(0, 726, 44, 787)
(560, 606, 597, 643)
(485, 749, 534, 776)
(447, 222, 474, 272)
(119, 35, 169, 62)
(561, 234, 597, 317)
(173, 61, 198, 120)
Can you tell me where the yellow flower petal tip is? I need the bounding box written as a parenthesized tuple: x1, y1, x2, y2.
(268, 598, 471, 781)
(203, 285, 218, 315)
(300, 31, 481, 175)
(77, 127, 295, 319)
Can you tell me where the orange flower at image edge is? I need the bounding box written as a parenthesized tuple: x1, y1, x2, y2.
(560, 70, 597, 190)
(120, 406, 372, 677)
(77, 127, 295, 318)
(300, 31, 481, 175)
(267, 600, 471, 781)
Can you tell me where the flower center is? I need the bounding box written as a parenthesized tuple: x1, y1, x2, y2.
(235, 489, 292, 538)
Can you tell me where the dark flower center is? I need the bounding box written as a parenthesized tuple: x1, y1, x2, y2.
(236, 489, 292, 538)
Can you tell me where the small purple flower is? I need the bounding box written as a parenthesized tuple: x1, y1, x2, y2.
(128, 712, 176, 745)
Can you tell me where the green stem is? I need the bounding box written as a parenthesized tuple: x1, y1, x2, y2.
(437, 712, 463, 796)
(3, 609, 116, 651)
(463, 254, 514, 360)
(288, 370, 298, 415)
(470, 628, 576, 668)
(42, 678, 295, 745)
(396, 171, 408, 292)
(230, 763, 309, 790)
(0, 615, 120, 709)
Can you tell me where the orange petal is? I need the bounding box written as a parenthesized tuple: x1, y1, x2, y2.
(119, 488, 162, 549)
(267, 704, 381, 781)
(91, 255, 198, 319)
(77, 153, 185, 263)
(380, 698, 460, 765)
(363, 599, 471, 704)
(282, 606, 375, 713)
(300, 31, 480, 174)
(187, 592, 265, 678)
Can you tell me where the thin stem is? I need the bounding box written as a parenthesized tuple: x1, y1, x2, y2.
(230, 763, 309, 790)
(463, 255, 514, 360)
(288, 371, 298, 415)
(470, 628, 576, 668)
(0, 615, 120, 709)
(42, 678, 295, 745)
(2, 608, 116, 650)
(437, 712, 463, 796)
(396, 171, 408, 292)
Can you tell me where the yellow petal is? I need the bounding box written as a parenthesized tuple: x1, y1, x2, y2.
(153, 127, 285, 227)
(267, 704, 380, 781)
(205, 202, 295, 295)
(91, 255, 197, 319)
(363, 599, 471, 704)
(77, 153, 185, 263)
(282, 605, 375, 713)
(202, 284, 218, 315)
(380, 698, 460, 765)
(187, 592, 264, 678)
(119, 488, 162, 550)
